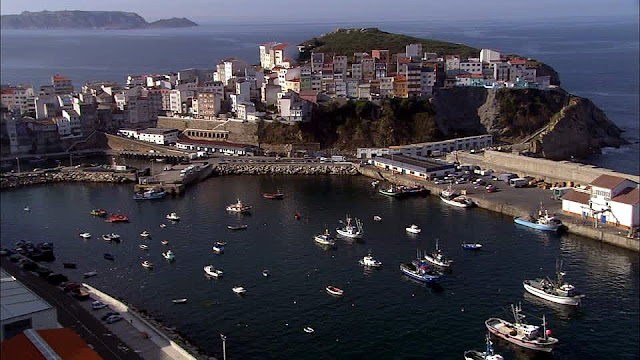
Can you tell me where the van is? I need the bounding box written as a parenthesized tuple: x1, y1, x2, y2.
(509, 177, 528, 188)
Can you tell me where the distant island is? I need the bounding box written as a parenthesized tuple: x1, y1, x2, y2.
(0, 10, 198, 30)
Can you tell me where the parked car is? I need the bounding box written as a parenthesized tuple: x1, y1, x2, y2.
(106, 315, 123, 324)
(474, 179, 486, 186)
(92, 301, 108, 310)
(486, 184, 497, 193)
(101, 312, 120, 321)
(455, 179, 467, 184)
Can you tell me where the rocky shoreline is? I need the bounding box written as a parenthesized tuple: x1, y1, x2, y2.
(212, 163, 359, 176)
(0, 170, 135, 190)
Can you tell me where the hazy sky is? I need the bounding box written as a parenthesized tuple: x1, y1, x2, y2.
(1, 0, 638, 22)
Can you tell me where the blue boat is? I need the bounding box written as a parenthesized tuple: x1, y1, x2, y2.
(400, 261, 442, 282)
(514, 204, 564, 231)
(133, 189, 166, 200)
(462, 242, 483, 250)
(103, 253, 115, 261)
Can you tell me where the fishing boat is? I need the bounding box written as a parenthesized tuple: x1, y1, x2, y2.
(462, 242, 483, 250)
(109, 233, 121, 242)
(203, 265, 223, 278)
(378, 184, 404, 197)
(400, 260, 442, 282)
(102, 234, 113, 241)
(83, 271, 98, 278)
(373, 215, 382, 222)
(212, 244, 224, 254)
(232, 286, 246, 294)
(226, 199, 252, 213)
(106, 214, 129, 223)
(160, 224, 167, 228)
(162, 250, 175, 261)
(523, 261, 584, 306)
(514, 204, 563, 232)
(79, 232, 91, 239)
(139, 244, 149, 250)
(262, 270, 270, 277)
(336, 216, 364, 239)
(314, 229, 336, 246)
(24, 206, 30, 212)
(172, 298, 187, 304)
(464, 334, 504, 360)
(166, 212, 180, 221)
(326, 285, 344, 296)
(141, 260, 154, 268)
(359, 254, 382, 267)
(294, 213, 301, 220)
(227, 224, 248, 230)
(161, 240, 170, 245)
(485, 303, 558, 352)
(303, 327, 315, 334)
(439, 184, 474, 208)
(215, 241, 228, 246)
(140, 230, 150, 238)
(90, 209, 107, 217)
(103, 253, 115, 261)
(133, 189, 166, 200)
(263, 190, 284, 199)
(406, 224, 421, 234)
(423, 240, 453, 268)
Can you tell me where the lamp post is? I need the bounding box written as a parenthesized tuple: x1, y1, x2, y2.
(69, 153, 73, 167)
(16, 157, 20, 173)
(220, 334, 227, 360)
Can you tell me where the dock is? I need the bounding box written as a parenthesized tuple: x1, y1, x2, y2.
(135, 162, 214, 195)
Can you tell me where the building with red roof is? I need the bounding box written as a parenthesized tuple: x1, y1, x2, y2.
(1, 328, 102, 360)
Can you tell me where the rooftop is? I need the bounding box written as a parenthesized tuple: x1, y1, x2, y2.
(376, 154, 454, 172)
(0, 269, 53, 322)
(139, 128, 179, 135)
(562, 189, 590, 205)
(0, 328, 101, 360)
(590, 174, 631, 189)
(611, 187, 640, 205)
(177, 137, 253, 149)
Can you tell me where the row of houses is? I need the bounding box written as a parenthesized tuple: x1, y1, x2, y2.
(357, 135, 493, 159)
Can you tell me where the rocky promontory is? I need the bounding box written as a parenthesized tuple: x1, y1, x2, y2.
(1, 11, 197, 30)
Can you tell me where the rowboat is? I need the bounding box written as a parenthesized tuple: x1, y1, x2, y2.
(326, 285, 344, 296)
(172, 298, 187, 304)
(227, 224, 248, 230)
(232, 286, 246, 294)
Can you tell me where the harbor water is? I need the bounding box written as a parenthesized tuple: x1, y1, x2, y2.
(1, 176, 638, 359)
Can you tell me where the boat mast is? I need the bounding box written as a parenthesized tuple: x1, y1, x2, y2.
(542, 314, 547, 340)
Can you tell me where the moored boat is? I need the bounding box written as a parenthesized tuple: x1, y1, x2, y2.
(373, 215, 382, 222)
(140, 230, 150, 238)
(204, 265, 223, 278)
(359, 254, 382, 267)
(523, 261, 584, 306)
(139, 244, 149, 250)
(314, 229, 336, 246)
(106, 214, 129, 223)
(514, 205, 563, 232)
(303, 327, 315, 334)
(226, 199, 252, 213)
(227, 224, 248, 230)
(172, 298, 187, 304)
(462, 242, 483, 250)
(439, 184, 474, 208)
(133, 189, 166, 200)
(378, 184, 404, 197)
(141, 260, 154, 268)
(423, 240, 453, 268)
(263, 190, 284, 199)
(262, 269, 270, 277)
(232, 286, 246, 294)
(326, 285, 344, 296)
(83, 271, 98, 278)
(166, 212, 180, 221)
(485, 303, 558, 352)
(336, 215, 363, 239)
(406, 224, 421, 234)
(161, 240, 170, 245)
(102, 234, 113, 241)
(212, 244, 224, 254)
(400, 260, 442, 282)
(90, 209, 107, 217)
(162, 250, 175, 261)
(24, 206, 30, 212)
(79, 232, 91, 239)
(464, 334, 504, 360)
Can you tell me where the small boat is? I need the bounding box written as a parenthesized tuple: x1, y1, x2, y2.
(226, 199, 252, 213)
(90, 209, 107, 217)
(422, 241, 453, 268)
(172, 298, 187, 304)
(133, 189, 166, 200)
(166, 212, 180, 221)
(514, 204, 563, 232)
(79, 232, 91, 239)
(103, 253, 115, 261)
(462, 242, 483, 250)
(485, 303, 558, 352)
(464, 334, 504, 360)
(141, 260, 154, 268)
(263, 190, 284, 199)
(212, 244, 224, 254)
(215, 241, 228, 246)
(140, 230, 150, 238)
(373, 215, 382, 222)
(83, 270, 98, 278)
(232, 286, 246, 294)
(109, 233, 121, 242)
(262, 270, 270, 277)
(162, 250, 175, 261)
(160, 224, 167, 228)
(439, 184, 474, 208)
(161, 240, 170, 245)
(378, 184, 404, 197)
(106, 214, 129, 223)
(314, 229, 336, 246)
(371, 180, 380, 187)
(336, 215, 364, 239)
(139, 244, 149, 250)
(326, 285, 344, 296)
(294, 213, 301, 220)
(400, 261, 443, 282)
(24, 206, 30, 212)
(63, 262, 77, 269)
(523, 260, 584, 306)
(227, 224, 248, 230)
(406, 224, 421, 234)
(359, 254, 382, 267)
(303, 327, 315, 334)
(102, 234, 113, 241)
(204, 265, 223, 278)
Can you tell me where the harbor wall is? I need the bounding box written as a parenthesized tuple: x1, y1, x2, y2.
(0, 170, 136, 190)
(448, 150, 639, 184)
(212, 163, 358, 176)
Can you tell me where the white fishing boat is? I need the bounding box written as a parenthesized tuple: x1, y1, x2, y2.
(336, 216, 364, 239)
(162, 250, 175, 261)
(83, 270, 98, 278)
(359, 254, 382, 267)
(373, 215, 382, 222)
(24, 206, 30, 212)
(485, 303, 558, 352)
(166, 212, 180, 221)
(204, 265, 223, 278)
(139, 244, 149, 250)
(79, 232, 91, 239)
(226, 199, 252, 213)
(262, 269, 270, 277)
(140, 230, 150, 238)
(439, 184, 474, 208)
(102, 234, 113, 241)
(109, 233, 121, 241)
(423, 240, 453, 268)
(141, 260, 154, 268)
(232, 286, 246, 294)
(406, 224, 421, 234)
(523, 261, 584, 306)
(303, 327, 315, 334)
(160, 224, 167, 228)
(314, 229, 336, 246)
(172, 298, 187, 304)
(464, 334, 504, 360)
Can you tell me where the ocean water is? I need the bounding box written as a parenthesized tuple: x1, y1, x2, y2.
(1, 17, 638, 173)
(1, 177, 638, 359)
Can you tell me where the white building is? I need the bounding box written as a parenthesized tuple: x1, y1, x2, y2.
(459, 61, 483, 75)
(480, 49, 501, 63)
(405, 43, 423, 60)
(372, 154, 455, 179)
(176, 138, 257, 156)
(138, 128, 179, 144)
(357, 135, 493, 159)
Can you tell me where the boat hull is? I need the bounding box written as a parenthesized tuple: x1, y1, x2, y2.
(485, 318, 557, 352)
(514, 218, 559, 231)
(336, 229, 363, 238)
(439, 196, 474, 208)
(523, 281, 582, 305)
(400, 264, 441, 282)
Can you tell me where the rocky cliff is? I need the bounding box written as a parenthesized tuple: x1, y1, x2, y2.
(1, 11, 197, 30)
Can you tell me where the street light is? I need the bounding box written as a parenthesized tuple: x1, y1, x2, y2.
(16, 157, 20, 173)
(220, 334, 227, 360)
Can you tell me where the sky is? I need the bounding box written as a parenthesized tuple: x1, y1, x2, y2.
(1, 0, 638, 23)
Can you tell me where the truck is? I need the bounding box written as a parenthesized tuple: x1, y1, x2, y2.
(497, 173, 518, 182)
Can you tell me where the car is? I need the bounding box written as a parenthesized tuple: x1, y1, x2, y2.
(434, 180, 443, 185)
(474, 179, 486, 186)
(106, 315, 123, 324)
(101, 312, 119, 321)
(92, 301, 108, 310)
(455, 179, 467, 184)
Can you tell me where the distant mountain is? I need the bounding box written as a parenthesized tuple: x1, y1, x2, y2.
(1, 10, 198, 30)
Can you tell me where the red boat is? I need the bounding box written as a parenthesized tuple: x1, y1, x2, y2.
(326, 285, 344, 296)
(263, 190, 284, 200)
(294, 213, 301, 220)
(106, 214, 129, 223)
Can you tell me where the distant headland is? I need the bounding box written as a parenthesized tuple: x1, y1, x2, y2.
(0, 10, 198, 30)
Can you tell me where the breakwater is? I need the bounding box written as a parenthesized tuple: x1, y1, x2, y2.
(0, 170, 136, 190)
(212, 163, 358, 176)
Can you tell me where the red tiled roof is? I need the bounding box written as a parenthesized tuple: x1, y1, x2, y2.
(590, 174, 629, 189)
(562, 189, 590, 205)
(273, 43, 289, 51)
(1, 89, 14, 94)
(509, 59, 526, 65)
(611, 187, 640, 205)
(52, 74, 70, 81)
(394, 75, 407, 81)
(398, 59, 411, 64)
(0, 328, 102, 360)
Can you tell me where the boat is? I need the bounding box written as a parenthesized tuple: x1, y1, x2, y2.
(514, 204, 563, 232)
(326, 285, 344, 296)
(172, 298, 187, 304)
(203, 265, 223, 278)
(485, 303, 558, 352)
(378, 184, 404, 197)
(336, 216, 364, 239)
(462, 242, 483, 250)
(373, 215, 382, 222)
(162, 250, 175, 261)
(263, 190, 284, 199)
(215, 241, 228, 246)
(303, 327, 315, 334)
(79, 232, 91, 239)
(262, 270, 270, 277)
(161, 240, 170, 245)
(371, 180, 380, 187)
(140, 230, 150, 238)
(406, 224, 421, 234)
(109, 233, 121, 242)
(464, 334, 504, 360)
(523, 261, 584, 306)
(139, 244, 149, 250)
(83, 271, 98, 278)
(314, 229, 336, 246)
(166, 212, 180, 221)
(106, 214, 129, 223)
(212, 244, 224, 254)
(294, 213, 301, 220)
(400, 260, 442, 282)
(133, 189, 166, 200)
(141, 260, 154, 268)
(24, 206, 30, 212)
(359, 254, 382, 267)
(160, 224, 167, 228)
(439, 184, 474, 208)
(232, 286, 246, 294)
(103, 253, 115, 261)
(63, 262, 77, 269)
(423, 241, 453, 268)
(226, 199, 252, 213)
(227, 224, 248, 230)
(102, 234, 113, 241)
(90, 209, 107, 217)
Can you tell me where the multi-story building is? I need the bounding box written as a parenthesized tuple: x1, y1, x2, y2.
(333, 55, 348, 75)
(445, 55, 461, 77)
(406, 43, 423, 60)
(405, 62, 422, 97)
(138, 128, 179, 144)
(361, 58, 375, 80)
(508, 59, 527, 82)
(52, 74, 73, 95)
(197, 91, 222, 118)
(491, 62, 510, 81)
(379, 77, 395, 98)
(346, 79, 359, 98)
(459, 60, 483, 75)
(455, 73, 485, 87)
(393, 75, 408, 98)
(420, 68, 436, 97)
(351, 63, 363, 80)
(311, 53, 324, 73)
(61, 108, 82, 137)
(236, 102, 256, 120)
(375, 62, 387, 79)
(0, 85, 35, 114)
(480, 49, 501, 63)
(371, 49, 390, 66)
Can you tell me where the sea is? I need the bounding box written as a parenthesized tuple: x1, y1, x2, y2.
(0, 17, 638, 174)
